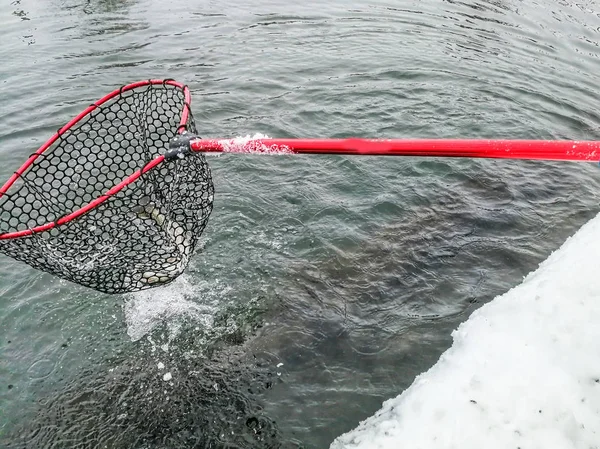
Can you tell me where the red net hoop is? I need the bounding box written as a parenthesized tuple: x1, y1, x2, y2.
(0, 80, 214, 294)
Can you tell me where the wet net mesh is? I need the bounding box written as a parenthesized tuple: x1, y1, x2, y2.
(0, 81, 214, 294)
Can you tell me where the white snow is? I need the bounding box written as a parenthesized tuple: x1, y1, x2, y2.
(331, 213, 600, 449)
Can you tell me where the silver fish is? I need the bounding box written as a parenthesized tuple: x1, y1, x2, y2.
(131, 199, 191, 287)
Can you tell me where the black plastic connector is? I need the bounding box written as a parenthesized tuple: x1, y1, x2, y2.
(164, 131, 199, 161)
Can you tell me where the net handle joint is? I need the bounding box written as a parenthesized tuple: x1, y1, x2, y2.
(164, 131, 198, 161)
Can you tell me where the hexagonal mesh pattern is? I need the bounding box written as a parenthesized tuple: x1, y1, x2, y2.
(0, 81, 214, 294)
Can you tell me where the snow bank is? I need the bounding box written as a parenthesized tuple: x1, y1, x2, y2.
(331, 213, 600, 449)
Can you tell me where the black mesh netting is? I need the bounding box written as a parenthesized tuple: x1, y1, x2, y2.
(0, 81, 214, 294)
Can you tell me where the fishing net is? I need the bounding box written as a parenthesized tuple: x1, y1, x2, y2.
(0, 80, 214, 294)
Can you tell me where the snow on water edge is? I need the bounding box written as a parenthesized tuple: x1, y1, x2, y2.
(331, 212, 600, 449)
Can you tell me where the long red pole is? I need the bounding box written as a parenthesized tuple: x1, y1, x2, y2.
(189, 138, 600, 162)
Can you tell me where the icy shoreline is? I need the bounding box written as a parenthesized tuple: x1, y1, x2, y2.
(331, 213, 600, 449)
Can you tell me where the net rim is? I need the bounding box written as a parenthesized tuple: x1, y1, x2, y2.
(0, 79, 192, 240)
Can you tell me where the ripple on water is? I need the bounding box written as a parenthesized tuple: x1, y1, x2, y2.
(26, 359, 56, 381)
(2, 0, 600, 448)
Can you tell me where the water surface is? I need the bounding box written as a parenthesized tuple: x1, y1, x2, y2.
(1, 0, 600, 447)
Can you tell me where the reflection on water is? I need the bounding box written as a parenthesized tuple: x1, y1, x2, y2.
(250, 158, 600, 446)
(81, 0, 135, 14)
(9, 344, 288, 448)
(4, 292, 298, 449)
(55, 0, 148, 42)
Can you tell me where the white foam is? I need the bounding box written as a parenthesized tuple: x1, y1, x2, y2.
(331, 213, 600, 449)
(217, 133, 292, 154)
(123, 275, 225, 342)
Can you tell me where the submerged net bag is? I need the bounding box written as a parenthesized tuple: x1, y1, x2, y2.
(0, 80, 214, 294)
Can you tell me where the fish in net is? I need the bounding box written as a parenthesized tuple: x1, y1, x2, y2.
(0, 80, 214, 294)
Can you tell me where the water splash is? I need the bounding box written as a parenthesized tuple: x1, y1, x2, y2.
(123, 275, 228, 342)
(217, 133, 292, 154)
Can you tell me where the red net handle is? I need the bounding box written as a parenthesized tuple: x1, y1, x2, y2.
(189, 138, 600, 162)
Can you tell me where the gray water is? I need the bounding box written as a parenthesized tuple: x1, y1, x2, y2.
(2, 0, 600, 447)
